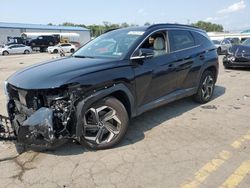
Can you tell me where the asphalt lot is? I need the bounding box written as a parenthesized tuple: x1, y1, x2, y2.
(0, 54, 250, 188)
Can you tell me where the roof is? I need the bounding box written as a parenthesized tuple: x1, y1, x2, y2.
(0, 22, 89, 31)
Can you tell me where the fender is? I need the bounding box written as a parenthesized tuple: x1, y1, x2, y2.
(75, 83, 135, 139)
(195, 57, 218, 89)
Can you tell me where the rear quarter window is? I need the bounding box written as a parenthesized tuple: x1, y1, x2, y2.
(192, 31, 214, 49)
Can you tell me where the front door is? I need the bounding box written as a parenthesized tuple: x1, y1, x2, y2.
(132, 30, 178, 107)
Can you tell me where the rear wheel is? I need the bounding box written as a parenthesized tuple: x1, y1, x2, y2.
(53, 49, 58, 54)
(2, 51, 9, 56)
(193, 71, 215, 104)
(79, 97, 129, 150)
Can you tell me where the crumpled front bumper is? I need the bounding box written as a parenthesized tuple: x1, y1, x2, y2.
(223, 55, 250, 68)
(9, 105, 66, 149)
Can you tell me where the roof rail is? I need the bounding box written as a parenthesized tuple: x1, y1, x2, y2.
(147, 23, 203, 31)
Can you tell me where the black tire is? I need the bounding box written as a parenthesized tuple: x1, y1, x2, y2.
(2, 51, 9, 56)
(217, 47, 222, 55)
(53, 49, 59, 54)
(193, 70, 215, 104)
(24, 50, 30, 54)
(79, 97, 129, 150)
(70, 48, 75, 53)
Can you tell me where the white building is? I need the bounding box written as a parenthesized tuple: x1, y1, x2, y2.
(0, 22, 90, 45)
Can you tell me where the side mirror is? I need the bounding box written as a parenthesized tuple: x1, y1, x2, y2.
(131, 48, 154, 60)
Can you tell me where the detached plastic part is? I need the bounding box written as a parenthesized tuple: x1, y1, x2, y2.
(17, 107, 55, 146)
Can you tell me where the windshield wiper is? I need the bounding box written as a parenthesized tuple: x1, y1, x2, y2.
(73, 55, 94, 58)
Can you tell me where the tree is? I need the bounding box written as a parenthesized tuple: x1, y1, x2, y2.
(192, 21, 223, 32)
(144, 22, 151, 26)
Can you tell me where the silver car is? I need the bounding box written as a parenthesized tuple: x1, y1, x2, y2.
(0, 44, 32, 56)
(212, 39, 232, 55)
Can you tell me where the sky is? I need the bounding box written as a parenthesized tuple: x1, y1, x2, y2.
(0, 0, 249, 31)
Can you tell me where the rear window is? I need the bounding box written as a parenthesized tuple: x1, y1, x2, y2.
(169, 30, 195, 52)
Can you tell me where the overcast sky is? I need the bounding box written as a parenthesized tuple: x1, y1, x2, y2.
(0, 0, 249, 31)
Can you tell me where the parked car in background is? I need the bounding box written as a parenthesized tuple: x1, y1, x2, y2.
(212, 39, 232, 55)
(0, 44, 32, 55)
(223, 38, 250, 68)
(5, 24, 218, 150)
(48, 43, 77, 54)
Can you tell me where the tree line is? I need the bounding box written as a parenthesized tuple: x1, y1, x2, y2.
(48, 21, 223, 37)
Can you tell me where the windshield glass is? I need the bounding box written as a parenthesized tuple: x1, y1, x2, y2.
(242, 38, 250, 46)
(73, 29, 144, 59)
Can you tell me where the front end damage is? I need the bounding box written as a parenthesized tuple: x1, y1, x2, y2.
(223, 45, 250, 68)
(5, 83, 82, 148)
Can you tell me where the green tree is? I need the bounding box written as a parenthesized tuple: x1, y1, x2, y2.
(192, 21, 223, 32)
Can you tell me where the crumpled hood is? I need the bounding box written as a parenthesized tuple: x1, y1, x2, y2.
(7, 57, 123, 89)
(229, 45, 250, 57)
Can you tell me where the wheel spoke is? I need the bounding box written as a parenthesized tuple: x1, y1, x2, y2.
(101, 108, 116, 122)
(88, 108, 100, 124)
(104, 122, 119, 135)
(95, 127, 105, 144)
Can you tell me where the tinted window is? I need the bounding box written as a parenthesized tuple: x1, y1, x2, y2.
(192, 31, 214, 48)
(61, 44, 71, 47)
(169, 30, 195, 52)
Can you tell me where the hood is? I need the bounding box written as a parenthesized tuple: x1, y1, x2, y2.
(229, 45, 250, 61)
(229, 45, 250, 55)
(7, 57, 125, 89)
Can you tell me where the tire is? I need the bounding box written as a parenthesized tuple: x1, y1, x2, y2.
(70, 48, 75, 53)
(24, 50, 30, 54)
(193, 70, 215, 104)
(217, 47, 222, 55)
(2, 51, 9, 56)
(53, 49, 59, 54)
(79, 97, 129, 150)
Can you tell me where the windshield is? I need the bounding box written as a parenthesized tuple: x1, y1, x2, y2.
(73, 29, 144, 59)
(242, 38, 250, 46)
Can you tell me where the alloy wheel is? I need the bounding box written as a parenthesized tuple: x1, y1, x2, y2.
(201, 75, 214, 100)
(83, 106, 122, 145)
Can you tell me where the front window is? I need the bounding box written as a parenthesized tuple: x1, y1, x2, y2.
(73, 29, 144, 59)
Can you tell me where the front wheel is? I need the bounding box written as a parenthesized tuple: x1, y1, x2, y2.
(193, 71, 215, 104)
(2, 51, 9, 56)
(79, 97, 129, 150)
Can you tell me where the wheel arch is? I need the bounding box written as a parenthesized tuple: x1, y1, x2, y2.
(75, 83, 135, 139)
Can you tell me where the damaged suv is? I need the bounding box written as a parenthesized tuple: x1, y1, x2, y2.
(4, 24, 218, 150)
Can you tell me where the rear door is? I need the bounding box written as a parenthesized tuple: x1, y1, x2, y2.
(168, 30, 200, 90)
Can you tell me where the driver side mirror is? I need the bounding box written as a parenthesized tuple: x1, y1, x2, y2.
(131, 48, 154, 60)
